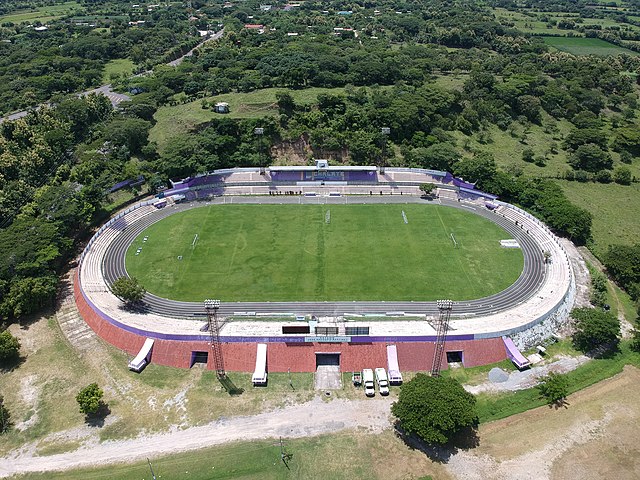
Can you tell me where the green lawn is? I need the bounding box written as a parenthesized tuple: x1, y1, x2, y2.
(13, 430, 446, 480)
(125, 204, 523, 302)
(558, 181, 640, 256)
(0, 1, 81, 24)
(543, 36, 639, 56)
(102, 58, 135, 83)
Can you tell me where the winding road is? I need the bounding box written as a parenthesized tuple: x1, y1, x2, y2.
(100, 196, 545, 318)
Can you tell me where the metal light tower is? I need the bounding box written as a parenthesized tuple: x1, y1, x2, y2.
(380, 127, 390, 175)
(430, 299, 453, 377)
(204, 299, 226, 379)
(255, 127, 266, 174)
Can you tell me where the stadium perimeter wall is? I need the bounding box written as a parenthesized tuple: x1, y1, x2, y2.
(75, 271, 507, 371)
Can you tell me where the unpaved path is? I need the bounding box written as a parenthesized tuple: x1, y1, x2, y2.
(465, 355, 590, 394)
(0, 396, 392, 478)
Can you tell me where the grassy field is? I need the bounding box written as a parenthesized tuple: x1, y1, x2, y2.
(543, 36, 639, 55)
(0, 1, 81, 24)
(125, 204, 523, 302)
(150, 86, 391, 152)
(559, 181, 640, 255)
(13, 430, 448, 480)
(102, 59, 135, 83)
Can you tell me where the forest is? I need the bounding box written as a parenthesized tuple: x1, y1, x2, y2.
(1, 0, 640, 323)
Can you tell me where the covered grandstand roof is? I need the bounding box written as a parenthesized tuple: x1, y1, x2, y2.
(269, 165, 377, 171)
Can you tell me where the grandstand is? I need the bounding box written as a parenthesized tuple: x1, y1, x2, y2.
(75, 163, 575, 374)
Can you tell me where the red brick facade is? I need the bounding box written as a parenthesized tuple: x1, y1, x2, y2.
(75, 273, 508, 372)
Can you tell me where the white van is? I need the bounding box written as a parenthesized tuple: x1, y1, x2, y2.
(375, 368, 389, 396)
(362, 369, 375, 397)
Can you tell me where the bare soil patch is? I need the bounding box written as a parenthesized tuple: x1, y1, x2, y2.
(446, 366, 640, 480)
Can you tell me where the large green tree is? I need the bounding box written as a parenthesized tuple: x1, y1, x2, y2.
(571, 307, 620, 353)
(392, 374, 477, 445)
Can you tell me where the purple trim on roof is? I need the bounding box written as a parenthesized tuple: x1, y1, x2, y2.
(459, 187, 498, 200)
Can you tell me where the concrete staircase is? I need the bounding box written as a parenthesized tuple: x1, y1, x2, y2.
(56, 271, 99, 353)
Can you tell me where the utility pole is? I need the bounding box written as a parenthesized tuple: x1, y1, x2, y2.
(279, 436, 293, 469)
(288, 367, 294, 390)
(147, 458, 157, 480)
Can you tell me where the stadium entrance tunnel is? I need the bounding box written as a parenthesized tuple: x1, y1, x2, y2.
(447, 350, 463, 364)
(316, 353, 340, 368)
(190, 351, 208, 367)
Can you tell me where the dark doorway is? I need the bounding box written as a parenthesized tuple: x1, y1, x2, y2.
(191, 351, 208, 367)
(315, 353, 340, 367)
(446, 351, 463, 363)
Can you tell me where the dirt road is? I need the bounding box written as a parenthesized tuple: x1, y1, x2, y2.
(0, 396, 392, 477)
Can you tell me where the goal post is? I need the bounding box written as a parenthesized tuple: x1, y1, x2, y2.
(450, 232, 458, 248)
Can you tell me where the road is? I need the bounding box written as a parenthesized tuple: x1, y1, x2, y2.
(0, 396, 392, 478)
(100, 196, 545, 318)
(0, 28, 225, 123)
(167, 28, 225, 67)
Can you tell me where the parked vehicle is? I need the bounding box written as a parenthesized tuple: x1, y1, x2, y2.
(375, 368, 390, 396)
(352, 371, 362, 386)
(362, 369, 375, 397)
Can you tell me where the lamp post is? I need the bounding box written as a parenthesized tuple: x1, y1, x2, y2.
(380, 127, 390, 174)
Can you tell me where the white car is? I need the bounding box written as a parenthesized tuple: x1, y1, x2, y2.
(362, 369, 375, 397)
(375, 368, 390, 396)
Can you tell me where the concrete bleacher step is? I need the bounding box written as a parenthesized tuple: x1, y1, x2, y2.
(57, 273, 100, 353)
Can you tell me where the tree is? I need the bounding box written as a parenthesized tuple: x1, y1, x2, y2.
(0, 395, 10, 434)
(603, 244, 640, 300)
(569, 144, 612, 172)
(571, 307, 620, 353)
(110, 276, 146, 305)
(275, 91, 296, 116)
(613, 166, 632, 185)
(453, 152, 497, 190)
(419, 183, 437, 197)
(76, 383, 104, 415)
(630, 325, 640, 353)
(0, 330, 20, 363)
(537, 372, 569, 406)
(391, 374, 477, 445)
(422, 143, 460, 171)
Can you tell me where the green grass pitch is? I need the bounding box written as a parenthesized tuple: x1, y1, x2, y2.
(125, 204, 524, 302)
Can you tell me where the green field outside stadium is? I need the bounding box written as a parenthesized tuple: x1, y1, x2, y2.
(125, 204, 524, 302)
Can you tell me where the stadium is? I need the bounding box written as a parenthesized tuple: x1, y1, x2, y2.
(75, 162, 575, 377)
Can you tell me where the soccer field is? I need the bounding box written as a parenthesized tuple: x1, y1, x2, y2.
(125, 204, 523, 302)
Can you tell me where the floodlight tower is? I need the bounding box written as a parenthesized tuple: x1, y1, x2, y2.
(430, 299, 453, 377)
(254, 127, 266, 174)
(380, 127, 390, 175)
(204, 299, 226, 379)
